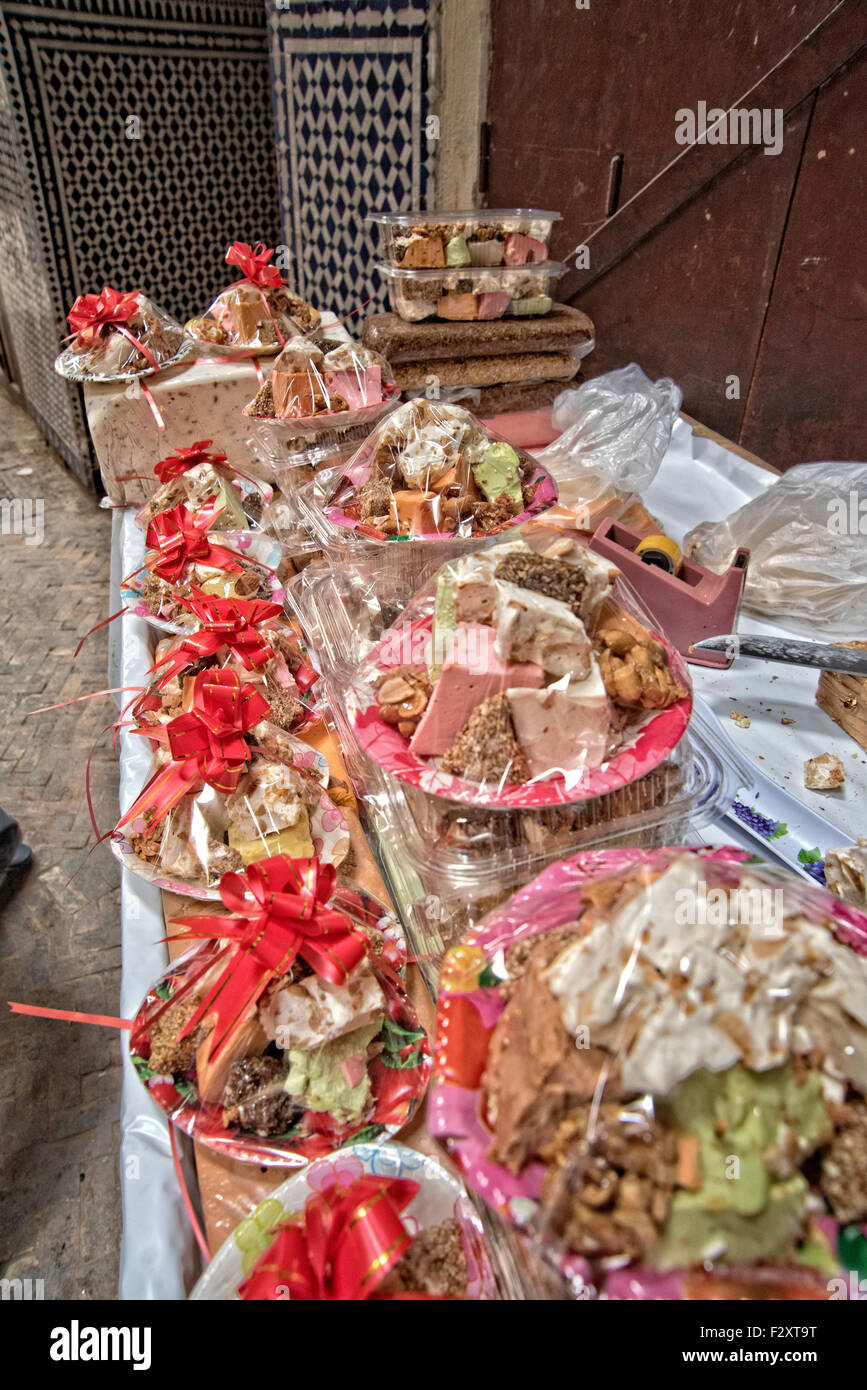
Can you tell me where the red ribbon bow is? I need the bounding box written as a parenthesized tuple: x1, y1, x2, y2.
(172, 856, 369, 1061)
(144, 502, 244, 584)
(66, 286, 143, 348)
(65, 286, 162, 372)
(117, 668, 270, 833)
(239, 1175, 419, 1300)
(154, 440, 228, 485)
(225, 241, 285, 291)
(147, 589, 283, 689)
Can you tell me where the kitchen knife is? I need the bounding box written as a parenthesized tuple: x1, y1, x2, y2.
(691, 635, 867, 677)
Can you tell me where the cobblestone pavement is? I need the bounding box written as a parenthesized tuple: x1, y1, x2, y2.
(0, 382, 122, 1300)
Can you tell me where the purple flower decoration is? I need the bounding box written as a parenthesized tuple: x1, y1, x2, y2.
(731, 799, 788, 841)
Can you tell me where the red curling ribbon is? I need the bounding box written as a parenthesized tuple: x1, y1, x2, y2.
(170, 855, 369, 1062)
(143, 501, 244, 584)
(169, 1125, 211, 1264)
(74, 607, 128, 659)
(8, 1002, 131, 1030)
(140, 381, 166, 430)
(194, 351, 266, 388)
(116, 668, 270, 833)
(29, 685, 144, 714)
(8, 999, 215, 1269)
(146, 589, 283, 689)
(238, 1174, 419, 1301)
(65, 286, 161, 373)
(154, 440, 228, 484)
(300, 293, 374, 341)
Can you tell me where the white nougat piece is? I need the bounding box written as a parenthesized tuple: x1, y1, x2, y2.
(259, 962, 385, 1051)
(508, 658, 610, 778)
(824, 839, 867, 909)
(494, 581, 593, 679)
(225, 763, 307, 839)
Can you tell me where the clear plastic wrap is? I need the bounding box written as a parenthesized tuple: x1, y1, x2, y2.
(135, 441, 273, 533)
(430, 846, 867, 1300)
(56, 288, 191, 381)
(190, 1142, 495, 1298)
(121, 501, 293, 634)
(114, 666, 349, 897)
(684, 461, 867, 638)
(286, 544, 750, 981)
(290, 399, 559, 576)
(132, 589, 322, 738)
(535, 365, 682, 519)
(378, 260, 567, 322)
(184, 241, 321, 353)
(330, 532, 689, 805)
(368, 208, 561, 268)
(249, 421, 375, 481)
(242, 337, 399, 437)
(128, 864, 431, 1163)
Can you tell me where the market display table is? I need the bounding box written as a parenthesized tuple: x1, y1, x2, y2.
(109, 415, 864, 1298)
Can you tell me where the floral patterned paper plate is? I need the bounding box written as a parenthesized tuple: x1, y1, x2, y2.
(189, 1143, 496, 1299)
(130, 891, 433, 1165)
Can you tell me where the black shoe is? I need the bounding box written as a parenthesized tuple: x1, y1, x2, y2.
(0, 838, 32, 911)
(0, 809, 21, 872)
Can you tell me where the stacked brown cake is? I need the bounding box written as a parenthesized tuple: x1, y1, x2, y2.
(362, 303, 595, 416)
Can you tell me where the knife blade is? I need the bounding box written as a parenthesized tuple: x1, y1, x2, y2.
(691, 635, 867, 677)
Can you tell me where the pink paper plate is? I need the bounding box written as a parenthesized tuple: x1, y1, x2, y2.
(324, 458, 558, 542)
(348, 613, 692, 809)
(430, 845, 867, 1299)
(130, 890, 431, 1166)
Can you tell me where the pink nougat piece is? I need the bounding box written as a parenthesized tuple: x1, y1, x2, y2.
(507, 669, 611, 781)
(503, 233, 548, 266)
(323, 364, 382, 409)
(410, 622, 543, 758)
(477, 292, 512, 320)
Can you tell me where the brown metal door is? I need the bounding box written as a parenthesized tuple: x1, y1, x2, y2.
(484, 0, 867, 467)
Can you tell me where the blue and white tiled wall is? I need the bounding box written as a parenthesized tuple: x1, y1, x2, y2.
(267, 0, 440, 319)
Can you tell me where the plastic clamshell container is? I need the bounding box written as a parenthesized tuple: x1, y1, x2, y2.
(368, 208, 561, 267)
(376, 261, 567, 323)
(287, 561, 754, 987)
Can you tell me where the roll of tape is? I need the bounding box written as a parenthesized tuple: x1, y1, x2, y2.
(635, 534, 683, 575)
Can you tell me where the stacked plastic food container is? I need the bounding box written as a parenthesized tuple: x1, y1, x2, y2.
(370, 208, 566, 321)
(365, 208, 595, 417)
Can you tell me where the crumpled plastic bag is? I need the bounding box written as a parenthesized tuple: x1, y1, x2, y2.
(684, 461, 867, 637)
(535, 364, 682, 512)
